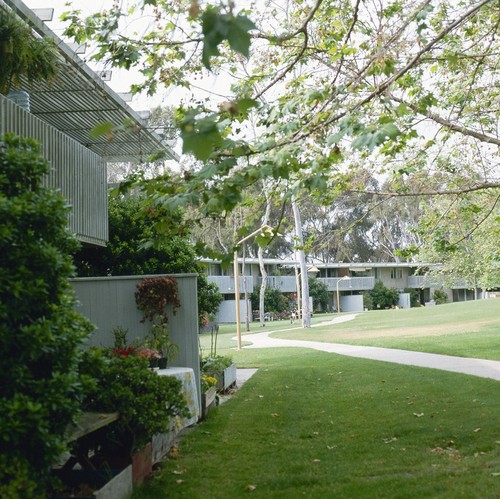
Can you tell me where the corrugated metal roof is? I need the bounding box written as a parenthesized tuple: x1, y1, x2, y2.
(2, 0, 178, 163)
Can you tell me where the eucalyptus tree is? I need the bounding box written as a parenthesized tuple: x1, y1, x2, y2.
(62, 0, 499, 259)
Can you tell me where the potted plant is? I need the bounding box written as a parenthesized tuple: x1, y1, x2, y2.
(201, 355, 237, 392)
(135, 276, 181, 368)
(200, 374, 218, 419)
(146, 316, 179, 369)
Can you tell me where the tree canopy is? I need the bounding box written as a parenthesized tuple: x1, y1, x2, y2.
(62, 0, 499, 263)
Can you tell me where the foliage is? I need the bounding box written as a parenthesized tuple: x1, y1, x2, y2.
(404, 287, 421, 308)
(200, 374, 218, 393)
(361, 291, 374, 311)
(308, 278, 329, 311)
(73, 194, 222, 324)
(61, 0, 500, 240)
(250, 287, 287, 314)
(0, 135, 93, 495)
(0, 10, 58, 94)
(135, 276, 181, 323)
(417, 189, 500, 292)
(433, 289, 448, 305)
(111, 325, 129, 350)
(79, 347, 189, 453)
(369, 280, 399, 309)
(145, 315, 179, 361)
(201, 355, 234, 380)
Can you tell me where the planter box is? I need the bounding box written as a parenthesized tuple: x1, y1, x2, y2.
(201, 386, 217, 419)
(131, 442, 153, 484)
(152, 431, 177, 464)
(51, 466, 132, 499)
(216, 363, 237, 392)
(88, 442, 152, 485)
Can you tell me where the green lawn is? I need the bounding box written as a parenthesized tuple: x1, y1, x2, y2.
(131, 300, 500, 498)
(133, 349, 500, 498)
(272, 299, 500, 360)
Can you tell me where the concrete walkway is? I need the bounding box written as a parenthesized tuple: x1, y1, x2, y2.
(241, 315, 500, 381)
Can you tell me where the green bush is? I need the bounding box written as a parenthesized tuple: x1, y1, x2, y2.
(0, 135, 92, 496)
(79, 348, 190, 453)
(250, 287, 287, 313)
(361, 291, 374, 310)
(309, 278, 329, 311)
(433, 289, 448, 305)
(404, 287, 421, 307)
(370, 280, 399, 309)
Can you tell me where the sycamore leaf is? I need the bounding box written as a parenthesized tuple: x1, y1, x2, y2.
(201, 9, 255, 69)
(226, 15, 256, 58)
(90, 121, 114, 138)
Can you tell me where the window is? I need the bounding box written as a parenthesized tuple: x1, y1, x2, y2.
(390, 268, 403, 279)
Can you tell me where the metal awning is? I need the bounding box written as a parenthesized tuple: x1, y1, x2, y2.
(2, 0, 178, 163)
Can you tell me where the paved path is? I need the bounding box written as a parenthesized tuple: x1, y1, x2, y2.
(241, 315, 500, 381)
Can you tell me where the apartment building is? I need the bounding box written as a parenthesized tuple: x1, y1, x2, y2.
(202, 258, 487, 322)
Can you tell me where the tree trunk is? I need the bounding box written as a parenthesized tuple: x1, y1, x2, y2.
(242, 244, 250, 331)
(258, 187, 272, 327)
(292, 200, 311, 328)
(258, 245, 267, 327)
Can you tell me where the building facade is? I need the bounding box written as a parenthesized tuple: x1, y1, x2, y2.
(0, 0, 177, 247)
(202, 258, 491, 322)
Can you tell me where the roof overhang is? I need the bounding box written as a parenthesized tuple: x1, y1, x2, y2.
(2, 0, 179, 163)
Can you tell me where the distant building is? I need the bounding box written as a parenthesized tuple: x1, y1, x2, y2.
(201, 258, 495, 322)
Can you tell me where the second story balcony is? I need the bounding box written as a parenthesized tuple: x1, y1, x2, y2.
(207, 275, 254, 294)
(258, 276, 376, 293)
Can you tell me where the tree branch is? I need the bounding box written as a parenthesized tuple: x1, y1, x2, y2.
(389, 95, 500, 146)
(348, 182, 500, 198)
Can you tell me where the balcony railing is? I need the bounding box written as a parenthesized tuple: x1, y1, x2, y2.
(1, 95, 108, 246)
(207, 276, 254, 294)
(321, 277, 375, 291)
(242, 276, 376, 293)
(407, 275, 444, 288)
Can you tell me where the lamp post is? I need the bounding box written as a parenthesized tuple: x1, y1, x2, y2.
(336, 275, 351, 313)
(234, 225, 273, 350)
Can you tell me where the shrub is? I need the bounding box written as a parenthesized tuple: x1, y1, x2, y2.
(0, 135, 92, 496)
(250, 287, 287, 313)
(79, 348, 190, 453)
(433, 289, 448, 305)
(370, 280, 399, 309)
(309, 277, 329, 311)
(361, 291, 374, 310)
(404, 287, 421, 307)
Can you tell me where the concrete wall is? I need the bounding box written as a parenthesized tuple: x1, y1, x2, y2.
(341, 295, 364, 313)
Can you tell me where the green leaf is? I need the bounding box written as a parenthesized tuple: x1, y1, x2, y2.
(201, 9, 255, 69)
(226, 15, 256, 58)
(90, 121, 114, 138)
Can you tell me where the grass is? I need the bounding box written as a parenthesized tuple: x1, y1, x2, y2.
(133, 349, 500, 498)
(130, 299, 500, 498)
(272, 299, 500, 360)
